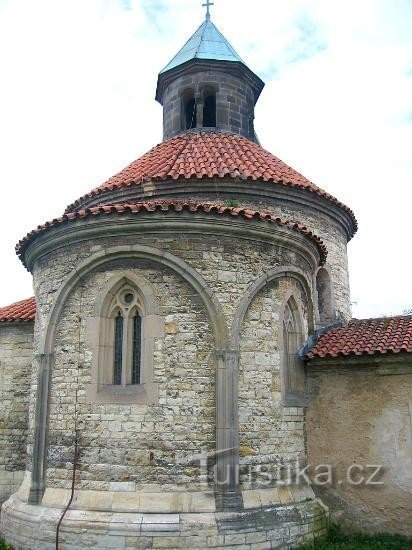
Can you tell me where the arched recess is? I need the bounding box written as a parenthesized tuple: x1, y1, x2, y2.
(41, 245, 228, 353)
(230, 266, 314, 349)
(278, 291, 306, 407)
(29, 245, 229, 504)
(316, 266, 334, 325)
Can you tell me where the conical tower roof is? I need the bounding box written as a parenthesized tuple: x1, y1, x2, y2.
(160, 18, 244, 75)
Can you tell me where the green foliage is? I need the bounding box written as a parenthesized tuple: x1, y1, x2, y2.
(299, 524, 412, 550)
(224, 199, 240, 208)
(0, 538, 13, 550)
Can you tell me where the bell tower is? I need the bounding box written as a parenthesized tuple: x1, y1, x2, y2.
(155, 9, 264, 142)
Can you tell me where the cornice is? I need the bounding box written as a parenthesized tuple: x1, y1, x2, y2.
(21, 211, 321, 274)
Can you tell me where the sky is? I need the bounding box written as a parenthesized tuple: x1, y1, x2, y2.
(0, 0, 411, 318)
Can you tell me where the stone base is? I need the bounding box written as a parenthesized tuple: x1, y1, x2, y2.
(1, 491, 328, 549)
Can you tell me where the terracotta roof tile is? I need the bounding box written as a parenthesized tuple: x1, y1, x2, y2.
(64, 131, 357, 235)
(16, 200, 328, 268)
(306, 316, 412, 359)
(0, 297, 36, 323)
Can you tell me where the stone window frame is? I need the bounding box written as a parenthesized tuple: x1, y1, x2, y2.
(278, 292, 307, 407)
(86, 271, 163, 405)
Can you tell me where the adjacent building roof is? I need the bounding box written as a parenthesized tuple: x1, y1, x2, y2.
(16, 200, 328, 268)
(306, 316, 412, 359)
(0, 297, 36, 323)
(65, 131, 358, 236)
(160, 18, 244, 74)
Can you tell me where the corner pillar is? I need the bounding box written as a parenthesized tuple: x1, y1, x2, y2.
(215, 349, 242, 510)
(28, 353, 54, 505)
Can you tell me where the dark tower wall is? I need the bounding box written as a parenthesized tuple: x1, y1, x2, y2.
(162, 69, 256, 141)
(156, 61, 264, 143)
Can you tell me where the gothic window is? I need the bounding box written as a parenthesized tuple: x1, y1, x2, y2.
(281, 297, 306, 406)
(183, 89, 197, 129)
(316, 268, 334, 325)
(203, 87, 216, 127)
(88, 273, 162, 405)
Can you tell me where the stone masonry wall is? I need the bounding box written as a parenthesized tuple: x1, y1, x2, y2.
(163, 194, 351, 322)
(83, 187, 353, 322)
(307, 362, 412, 537)
(239, 277, 308, 489)
(76, 180, 353, 323)
(48, 258, 215, 491)
(0, 323, 33, 505)
(28, 230, 315, 496)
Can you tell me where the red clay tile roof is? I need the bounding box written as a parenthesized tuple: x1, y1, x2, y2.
(0, 297, 36, 323)
(65, 131, 357, 235)
(16, 200, 328, 268)
(306, 316, 412, 359)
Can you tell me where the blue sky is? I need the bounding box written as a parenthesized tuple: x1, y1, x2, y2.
(0, 0, 411, 317)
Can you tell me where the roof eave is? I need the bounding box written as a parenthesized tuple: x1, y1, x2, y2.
(155, 58, 265, 104)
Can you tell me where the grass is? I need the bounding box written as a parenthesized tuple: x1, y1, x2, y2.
(1, 526, 411, 549)
(0, 538, 12, 550)
(300, 524, 412, 549)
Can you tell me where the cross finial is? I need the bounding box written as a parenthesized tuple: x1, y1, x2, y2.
(202, 0, 214, 20)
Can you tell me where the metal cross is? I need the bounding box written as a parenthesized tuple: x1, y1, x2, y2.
(202, 0, 214, 19)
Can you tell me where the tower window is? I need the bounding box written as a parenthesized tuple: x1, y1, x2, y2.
(183, 90, 197, 129)
(203, 93, 216, 127)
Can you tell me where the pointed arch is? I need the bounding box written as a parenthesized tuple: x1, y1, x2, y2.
(230, 266, 314, 349)
(29, 245, 229, 504)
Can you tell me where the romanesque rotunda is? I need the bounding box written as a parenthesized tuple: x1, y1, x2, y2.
(1, 7, 411, 549)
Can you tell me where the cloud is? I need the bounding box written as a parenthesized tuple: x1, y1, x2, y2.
(140, 0, 169, 31)
(257, 11, 327, 81)
(0, 0, 411, 319)
(284, 13, 327, 64)
(116, 0, 132, 10)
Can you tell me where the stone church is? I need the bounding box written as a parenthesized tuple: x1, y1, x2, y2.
(0, 9, 411, 550)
